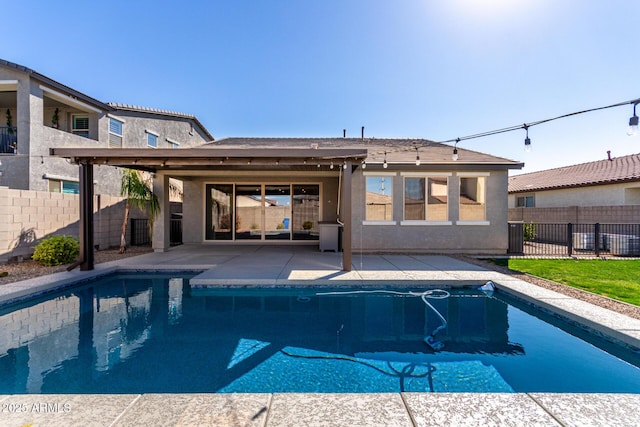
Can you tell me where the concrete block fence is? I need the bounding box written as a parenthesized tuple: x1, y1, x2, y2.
(0, 186, 146, 262)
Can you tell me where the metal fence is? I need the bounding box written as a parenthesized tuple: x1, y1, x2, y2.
(130, 218, 183, 246)
(0, 126, 17, 154)
(508, 222, 640, 257)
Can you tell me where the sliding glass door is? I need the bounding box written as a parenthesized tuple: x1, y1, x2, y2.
(205, 183, 320, 241)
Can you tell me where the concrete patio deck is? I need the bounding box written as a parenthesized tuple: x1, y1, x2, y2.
(1, 244, 639, 426)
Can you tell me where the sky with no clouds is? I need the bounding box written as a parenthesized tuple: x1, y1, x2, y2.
(3, 0, 639, 173)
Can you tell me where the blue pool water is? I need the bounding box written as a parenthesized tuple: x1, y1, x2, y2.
(0, 273, 639, 394)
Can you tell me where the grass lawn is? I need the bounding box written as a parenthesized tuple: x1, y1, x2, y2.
(503, 259, 640, 306)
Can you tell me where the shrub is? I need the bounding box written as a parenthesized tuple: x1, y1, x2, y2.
(523, 222, 537, 242)
(32, 235, 80, 266)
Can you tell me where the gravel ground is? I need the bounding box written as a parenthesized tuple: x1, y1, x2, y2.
(459, 256, 640, 320)
(1, 249, 638, 320)
(0, 246, 153, 286)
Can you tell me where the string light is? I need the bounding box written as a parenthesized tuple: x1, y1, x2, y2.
(523, 124, 532, 152)
(452, 139, 459, 161)
(361, 160, 366, 169)
(628, 102, 639, 136)
(383, 151, 388, 168)
(415, 146, 420, 166)
(330, 161, 334, 169)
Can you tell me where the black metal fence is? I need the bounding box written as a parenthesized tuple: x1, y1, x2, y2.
(0, 126, 17, 154)
(508, 222, 640, 257)
(130, 218, 183, 246)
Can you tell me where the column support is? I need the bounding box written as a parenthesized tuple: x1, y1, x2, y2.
(79, 161, 94, 271)
(341, 161, 352, 271)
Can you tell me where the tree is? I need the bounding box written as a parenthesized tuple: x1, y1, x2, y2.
(119, 169, 160, 253)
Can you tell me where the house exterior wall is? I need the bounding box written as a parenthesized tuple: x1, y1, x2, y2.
(175, 168, 510, 254)
(352, 169, 508, 254)
(0, 63, 211, 197)
(508, 205, 640, 224)
(508, 181, 640, 208)
(111, 110, 210, 149)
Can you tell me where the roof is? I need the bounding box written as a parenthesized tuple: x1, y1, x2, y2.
(204, 138, 524, 169)
(0, 58, 214, 140)
(107, 103, 214, 141)
(0, 59, 111, 111)
(509, 153, 640, 193)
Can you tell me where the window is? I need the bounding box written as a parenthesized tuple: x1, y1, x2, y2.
(147, 131, 158, 148)
(49, 179, 80, 194)
(459, 176, 486, 222)
(109, 117, 123, 148)
(365, 174, 394, 222)
(72, 114, 89, 138)
(516, 195, 535, 207)
(403, 176, 449, 222)
(167, 138, 180, 149)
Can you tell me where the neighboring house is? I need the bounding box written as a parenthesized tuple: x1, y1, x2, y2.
(0, 59, 213, 196)
(51, 137, 523, 270)
(508, 153, 640, 224)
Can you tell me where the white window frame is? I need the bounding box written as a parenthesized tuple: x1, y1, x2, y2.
(456, 172, 490, 225)
(146, 130, 159, 148)
(166, 137, 180, 149)
(400, 172, 452, 225)
(363, 172, 397, 225)
(71, 114, 90, 138)
(108, 116, 124, 148)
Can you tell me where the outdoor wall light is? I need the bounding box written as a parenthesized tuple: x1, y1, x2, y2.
(524, 124, 532, 152)
(628, 102, 639, 136)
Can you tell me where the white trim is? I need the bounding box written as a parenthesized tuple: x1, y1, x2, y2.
(400, 220, 452, 226)
(456, 221, 491, 226)
(107, 114, 125, 123)
(166, 137, 180, 146)
(0, 80, 18, 90)
(145, 129, 159, 137)
(362, 221, 397, 226)
(400, 172, 452, 177)
(457, 172, 490, 177)
(43, 173, 98, 185)
(363, 171, 396, 177)
(39, 85, 102, 113)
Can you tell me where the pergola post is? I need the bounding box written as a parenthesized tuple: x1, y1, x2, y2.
(152, 173, 170, 252)
(341, 160, 352, 271)
(78, 160, 94, 271)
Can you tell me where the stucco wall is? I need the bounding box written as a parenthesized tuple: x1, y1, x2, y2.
(352, 170, 508, 254)
(509, 205, 640, 224)
(508, 181, 640, 208)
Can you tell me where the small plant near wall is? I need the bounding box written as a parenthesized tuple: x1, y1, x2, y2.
(5, 109, 13, 133)
(51, 108, 59, 129)
(523, 222, 537, 242)
(303, 220, 313, 230)
(32, 235, 80, 266)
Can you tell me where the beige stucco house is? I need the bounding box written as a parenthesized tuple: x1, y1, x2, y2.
(51, 137, 523, 270)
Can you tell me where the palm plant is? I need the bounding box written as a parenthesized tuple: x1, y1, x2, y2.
(119, 169, 160, 253)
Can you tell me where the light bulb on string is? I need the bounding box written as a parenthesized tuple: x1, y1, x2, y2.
(415, 146, 421, 166)
(383, 152, 388, 168)
(452, 139, 459, 161)
(628, 103, 639, 136)
(524, 124, 532, 152)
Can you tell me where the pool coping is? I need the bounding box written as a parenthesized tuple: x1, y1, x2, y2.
(0, 250, 639, 426)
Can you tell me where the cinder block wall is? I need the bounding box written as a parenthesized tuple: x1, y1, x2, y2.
(0, 186, 147, 262)
(508, 206, 640, 224)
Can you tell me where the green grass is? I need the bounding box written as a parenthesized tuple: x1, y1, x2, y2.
(504, 259, 640, 306)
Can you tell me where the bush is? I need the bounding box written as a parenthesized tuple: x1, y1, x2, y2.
(523, 222, 537, 242)
(32, 235, 80, 266)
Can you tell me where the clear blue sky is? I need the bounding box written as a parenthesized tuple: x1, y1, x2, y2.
(3, 0, 639, 173)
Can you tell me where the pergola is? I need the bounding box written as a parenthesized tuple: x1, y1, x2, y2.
(50, 147, 368, 272)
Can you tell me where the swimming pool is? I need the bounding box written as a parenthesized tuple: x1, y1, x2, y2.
(0, 273, 639, 394)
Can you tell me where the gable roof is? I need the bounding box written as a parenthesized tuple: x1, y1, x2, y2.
(509, 153, 640, 193)
(204, 137, 524, 169)
(107, 102, 214, 141)
(0, 58, 214, 140)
